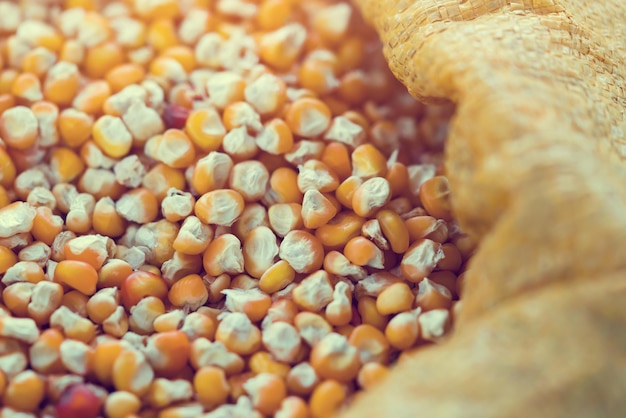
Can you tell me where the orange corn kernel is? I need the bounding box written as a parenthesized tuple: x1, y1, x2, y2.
(0, 146, 17, 187)
(222, 101, 262, 133)
(205, 71, 246, 109)
(172, 216, 213, 255)
(93, 197, 127, 238)
(415, 278, 452, 311)
(21, 47, 57, 77)
(61, 290, 90, 317)
(338, 71, 369, 106)
(191, 152, 233, 195)
(49, 304, 96, 343)
(257, 0, 293, 30)
(259, 23, 307, 71)
(400, 239, 445, 283)
(120, 270, 169, 310)
(419, 175, 453, 221)
(3, 282, 34, 316)
(93, 340, 125, 386)
(195, 189, 245, 227)
(259, 260, 296, 294)
(0, 94, 16, 116)
(309, 379, 347, 418)
(351, 177, 392, 218)
(2, 260, 45, 285)
(385, 309, 421, 350)
(232, 203, 270, 241)
(128, 295, 166, 335)
(333, 177, 360, 211)
(244, 73, 287, 116)
(147, 18, 178, 52)
(279, 230, 324, 274)
(185, 107, 226, 152)
(418, 309, 451, 343)
(292, 270, 333, 313)
(86, 287, 119, 324)
(143, 163, 186, 202)
(248, 351, 291, 378)
(243, 372, 287, 416)
(357, 296, 389, 331)
(160, 45, 196, 73)
(324, 280, 353, 326)
(376, 282, 414, 315)
(104, 391, 141, 418)
(11, 72, 43, 104)
(344, 236, 385, 269)
(93, 115, 133, 159)
(145, 129, 196, 169)
(215, 312, 262, 356)
(348, 324, 390, 364)
(144, 331, 190, 378)
(105, 64, 146, 93)
(357, 362, 389, 390)
(29, 328, 65, 374)
(73, 80, 111, 115)
(59, 39, 85, 66)
(2, 370, 45, 412)
(222, 288, 272, 323)
(285, 362, 319, 397)
(230, 274, 259, 291)
(385, 162, 410, 198)
(0, 246, 17, 275)
(98, 259, 133, 289)
(112, 349, 155, 397)
(54, 260, 98, 296)
(229, 161, 270, 203)
(376, 209, 410, 254)
(58, 108, 94, 148)
(49, 147, 85, 183)
(276, 396, 310, 418)
(301, 189, 338, 230)
(285, 97, 332, 138)
(168, 274, 209, 311)
(268, 167, 303, 204)
(310, 332, 361, 382)
(154, 309, 185, 333)
(242, 226, 279, 278)
(437, 242, 463, 272)
(351, 143, 388, 179)
(321, 142, 352, 180)
(267, 203, 304, 238)
(298, 56, 339, 96)
(323, 250, 366, 280)
(32, 207, 64, 246)
(194, 366, 230, 409)
(427, 270, 459, 300)
(166, 191, 202, 226)
(256, 118, 294, 156)
(405, 215, 449, 244)
(0, 105, 38, 150)
(43, 62, 80, 106)
(84, 42, 125, 79)
(116, 188, 159, 224)
(203, 233, 244, 277)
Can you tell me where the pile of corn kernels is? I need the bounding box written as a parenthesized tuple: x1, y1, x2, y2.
(0, 0, 473, 416)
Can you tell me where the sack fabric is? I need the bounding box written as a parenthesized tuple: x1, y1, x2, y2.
(339, 1, 626, 417)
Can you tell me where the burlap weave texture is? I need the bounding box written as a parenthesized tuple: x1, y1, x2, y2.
(339, 1, 626, 417)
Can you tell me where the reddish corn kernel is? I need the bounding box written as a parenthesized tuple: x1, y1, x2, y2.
(163, 104, 190, 130)
(55, 384, 103, 418)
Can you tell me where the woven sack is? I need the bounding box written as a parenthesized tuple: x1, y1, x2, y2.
(340, 1, 626, 416)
